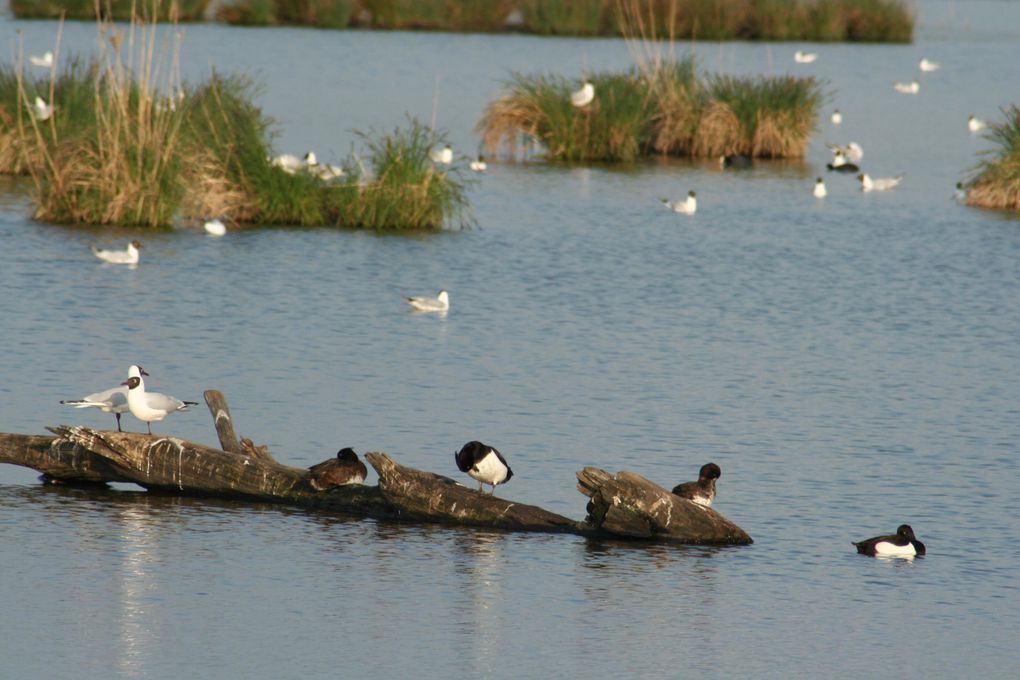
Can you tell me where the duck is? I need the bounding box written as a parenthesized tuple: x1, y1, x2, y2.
(92, 240, 143, 265)
(405, 289, 449, 313)
(720, 153, 753, 169)
(853, 524, 926, 557)
(794, 50, 817, 64)
(308, 448, 368, 490)
(430, 144, 454, 165)
(968, 115, 987, 133)
(813, 177, 827, 198)
(671, 463, 721, 507)
(661, 191, 697, 215)
(894, 81, 920, 94)
(858, 173, 903, 192)
(29, 51, 54, 68)
(60, 367, 150, 432)
(830, 109, 842, 125)
(918, 57, 940, 72)
(826, 150, 859, 173)
(121, 365, 198, 434)
(571, 80, 595, 107)
(203, 218, 227, 236)
(455, 440, 513, 494)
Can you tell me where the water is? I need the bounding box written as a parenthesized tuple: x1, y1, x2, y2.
(2, 2, 1019, 677)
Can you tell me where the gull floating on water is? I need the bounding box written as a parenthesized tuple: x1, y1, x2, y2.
(571, 81, 595, 107)
(405, 289, 450, 313)
(894, 81, 920, 94)
(968, 115, 987, 133)
(204, 218, 227, 236)
(469, 155, 487, 172)
(122, 365, 198, 434)
(271, 152, 316, 174)
(858, 173, 903, 192)
(33, 96, 53, 120)
(919, 58, 940, 72)
(813, 177, 827, 198)
(430, 144, 454, 165)
(60, 365, 149, 432)
(826, 148, 859, 172)
(794, 51, 817, 64)
(954, 182, 968, 202)
(831, 109, 842, 125)
(92, 240, 143, 265)
(661, 191, 697, 215)
(29, 51, 53, 68)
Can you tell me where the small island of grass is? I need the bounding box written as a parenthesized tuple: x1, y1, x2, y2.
(964, 106, 1020, 212)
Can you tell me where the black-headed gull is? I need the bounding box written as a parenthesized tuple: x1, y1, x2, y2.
(831, 109, 842, 125)
(29, 51, 53, 68)
(122, 367, 198, 434)
(271, 152, 317, 174)
(455, 441, 513, 494)
(405, 289, 450, 313)
(813, 177, 827, 198)
(33, 96, 53, 120)
(968, 115, 987, 133)
(671, 462, 721, 507)
(661, 191, 697, 215)
(858, 173, 903, 192)
(469, 155, 487, 172)
(308, 448, 368, 490)
(918, 58, 940, 72)
(894, 81, 920, 94)
(92, 240, 143, 265)
(954, 182, 968, 202)
(794, 50, 817, 64)
(571, 80, 595, 107)
(204, 218, 227, 236)
(60, 366, 149, 432)
(430, 144, 453, 165)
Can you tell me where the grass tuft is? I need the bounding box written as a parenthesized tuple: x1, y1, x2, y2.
(966, 105, 1020, 212)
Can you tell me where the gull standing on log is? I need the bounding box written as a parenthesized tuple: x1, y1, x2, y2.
(455, 441, 513, 494)
(405, 289, 449, 313)
(122, 365, 198, 434)
(60, 366, 149, 431)
(571, 80, 595, 107)
(92, 240, 143, 265)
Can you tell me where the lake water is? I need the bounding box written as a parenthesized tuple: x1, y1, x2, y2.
(2, 1, 1019, 677)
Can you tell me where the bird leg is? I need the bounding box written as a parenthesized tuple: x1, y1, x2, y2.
(115, 413, 122, 432)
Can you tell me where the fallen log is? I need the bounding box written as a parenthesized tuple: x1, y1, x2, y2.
(0, 390, 752, 544)
(577, 467, 753, 545)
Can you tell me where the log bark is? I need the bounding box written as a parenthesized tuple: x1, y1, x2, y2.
(577, 467, 753, 545)
(203, 390, 242, 455)
(366, 452, 582, 532)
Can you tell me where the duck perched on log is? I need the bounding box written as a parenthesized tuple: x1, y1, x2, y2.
(671, 463, 721, 507)
(455, 441, 513, 494)
(308, 447, 368, 490)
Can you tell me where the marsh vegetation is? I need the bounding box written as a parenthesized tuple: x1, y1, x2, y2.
(965, 105, 1020, 212)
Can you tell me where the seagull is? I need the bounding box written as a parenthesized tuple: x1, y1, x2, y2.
(813, 177, 827, 198)
(671, 463, 721, 507)
(571, 80, 595, 107)
(122, 366, 198, 435)
(858, 173, 903, 192)
(954, 182, 968, 202)
(831, 109, 842, 125)
(794, 50, 817, 64)
(469, 155, 487, 172)
(918, 58, 940, 72)
(29, 51, 53, 68)
(894, 81, 920, 94)
(455, 441, 513, 494)
(313, 162, 345, 181)
(845, 142, 864, 163)
(271, 152, 316, 174)
(405, 289, 449, 313)
(308, 448, 368, 490)
(968, 115, 987, 133)
(853, 524, 926, 557)
(430, 144, 454, 165)
(91, 240, 143, 265)
(661, 191, 697, 215)
(203, 218, 226, 236)
(60, 366, 149, 432)
(33, 96, 53, 121)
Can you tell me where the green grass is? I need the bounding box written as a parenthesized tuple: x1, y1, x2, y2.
(966, 106, 1020, 212)
(477, 57, 823, 163)
(11, 0, 211, 21)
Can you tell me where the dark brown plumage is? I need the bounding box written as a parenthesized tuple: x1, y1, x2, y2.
(671, 462, 721, 506)
(308, 447, 367, 491)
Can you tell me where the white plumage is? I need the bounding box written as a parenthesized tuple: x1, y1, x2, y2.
(661, 191, 697, 215)
(858, 173, 903, 192)
(919, 58, 940, 72)
(894, 81, 920, 94)
(92, 240, 143, 265)
(431, 145, 454, 165)
(33, 96, 53, 120)
(405, 289, 450, 313)
(813, 177, 827, 198)
(204, 219, 227, 236)
(794, 51, 817, 64)
(122, 366, 197, 434)
(29, 51, 53, 68)
(571, 81, 595, 107)
(968, 115, 987, 133)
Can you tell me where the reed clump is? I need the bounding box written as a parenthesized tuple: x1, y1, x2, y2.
(965, 106, 1020, 212)
(11, 0, 211, 21)
(477, 57, 823, 163)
